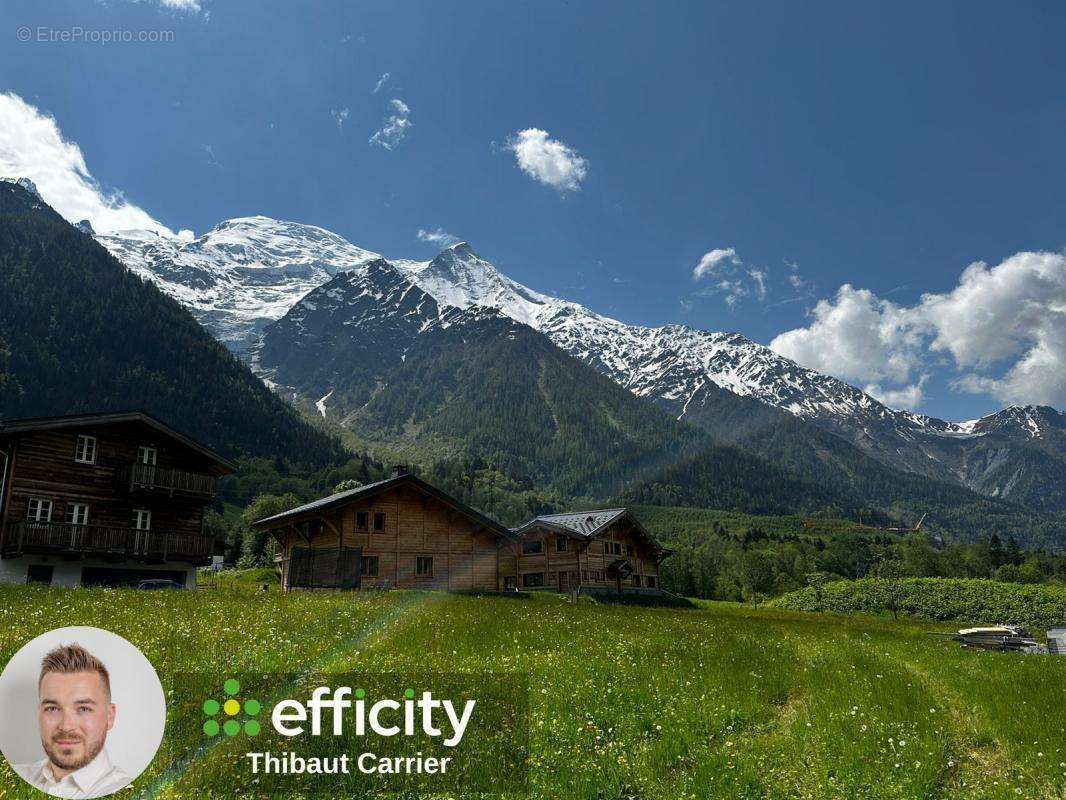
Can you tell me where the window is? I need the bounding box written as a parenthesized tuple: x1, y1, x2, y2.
(632, 575, 642, 587)
(582, 570, 589, 581)
(647, 576, 657, 588)
(27, 565, 54, 585)
(137, 446, 157, 466)
(373, 512, 386, 532)
(503, 576, 517, 590)
(522, 539, 542, 554)
(132, 509, 151, 531)
(522, 572, 544, 588)
(360, 556, 379, 577)
(614, 542, 623, 555)
(555, 537, 568, 552)
(415, 556, 433, 576)
(26, 498, 52, 523)
(74, 435, 96, 465)
(625, 544, 634, 557)
(356, 511, 369, 531)
(65, 503, 90, 526)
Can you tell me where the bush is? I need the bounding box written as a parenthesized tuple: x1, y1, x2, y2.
(771, 577, 1066, 629)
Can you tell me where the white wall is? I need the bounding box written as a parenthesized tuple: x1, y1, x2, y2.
(0, 559, 28, 584)
(0, 557, 196, 587)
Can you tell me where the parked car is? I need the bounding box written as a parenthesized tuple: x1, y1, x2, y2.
(137, 579, 185, 590)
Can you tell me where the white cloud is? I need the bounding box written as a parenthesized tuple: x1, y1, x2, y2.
(771, 285, 925, 388)
(417, 227, 460, 247)
(202, 143, 222, 168)
(748, 269, 767, 301)
(372, 73, 390, 94)
(920, 252, 1066, 407)
(692, 247, 738, 280)
(331, 107, 350, 130)
(0, 92, 175, 235)
(865, 377, 928, 411)
(688, 247, 774, 309)
(146, 0, 203, 13)
(505, 128, 587, 192)
(770, 251, 1066, 410)
(369, 99, 411, 150)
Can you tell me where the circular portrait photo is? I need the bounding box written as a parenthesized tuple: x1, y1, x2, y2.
(0, 626, 166, 798)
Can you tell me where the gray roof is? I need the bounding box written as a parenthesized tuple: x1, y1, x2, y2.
(256, 475, 398, 525)
(252, 472, 514, 540)
(526, 509, 627, 537)
(513, 508, 672, 558)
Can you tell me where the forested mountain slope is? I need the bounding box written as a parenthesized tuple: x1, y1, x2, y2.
(0, 180, 347, 468)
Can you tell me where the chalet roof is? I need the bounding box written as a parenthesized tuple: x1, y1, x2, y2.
(0, 410, 236, 472)
(513, 508, 672, 557)
(525, 509, 628, 537)
(251, 472, 515, 540)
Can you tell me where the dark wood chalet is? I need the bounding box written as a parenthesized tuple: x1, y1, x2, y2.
(253, 470, 520, 592)
(512, 509, 671, 595)
(0, 411, 235, 587)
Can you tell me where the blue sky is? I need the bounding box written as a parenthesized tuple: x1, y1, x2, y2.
(2, 0, 1065, 420)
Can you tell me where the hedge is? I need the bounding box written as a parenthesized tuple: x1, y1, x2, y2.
(770, 578, 1066, 630)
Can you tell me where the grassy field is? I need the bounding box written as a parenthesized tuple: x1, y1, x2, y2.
(0, 584, 1064, 799)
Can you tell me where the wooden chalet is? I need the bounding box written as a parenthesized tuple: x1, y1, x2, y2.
(0, 411, 235, 587)
(252, 469, 520, 591)
(512, 509, 671, 595)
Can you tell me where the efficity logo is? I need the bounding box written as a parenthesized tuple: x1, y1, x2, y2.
(202, 678, 262, 738)
(200, 679, 478, 776)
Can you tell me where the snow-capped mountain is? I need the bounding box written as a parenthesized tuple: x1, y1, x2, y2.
(391, 244, 976, 456)
(253, 258, 449, 410)
(96, 217, 1066, 509)
(95, 217, 380, 351)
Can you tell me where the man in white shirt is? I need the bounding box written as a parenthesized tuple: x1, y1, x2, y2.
(13, 643, 132, 798)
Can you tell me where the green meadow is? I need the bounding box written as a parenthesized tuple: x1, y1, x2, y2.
(1, 584, 1064, 800)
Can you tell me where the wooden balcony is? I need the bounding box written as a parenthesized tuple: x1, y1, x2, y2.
(1, 522, 215, 565)
(116, 462, 220, 498)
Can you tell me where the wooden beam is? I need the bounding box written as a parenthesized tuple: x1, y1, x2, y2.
(324, 514, 342, 541)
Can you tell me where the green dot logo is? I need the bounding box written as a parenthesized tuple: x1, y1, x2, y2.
(203, 678, 261, 738)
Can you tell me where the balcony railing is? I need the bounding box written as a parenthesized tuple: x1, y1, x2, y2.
(116, 462, 220, 498)
(1, 522, 215, 565)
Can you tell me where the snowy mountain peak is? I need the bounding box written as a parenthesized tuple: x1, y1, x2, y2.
(970, 405, 1065, 439)
(398, 242, 553, 326)
(95, 215, 381, 352)
(6, 177, 41, 198)
(93, 209, 1066, 511)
